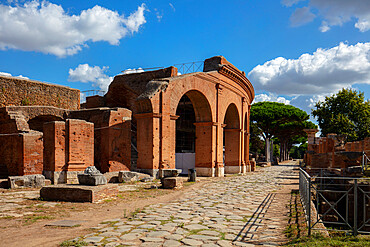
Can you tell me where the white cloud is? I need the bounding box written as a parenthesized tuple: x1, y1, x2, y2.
(281, 0, 305, 7)
(248, 42, 370, 95)
(123, 3, 146, 33)
(253, 93, 291, 105)
(0, 1, 147, 57)
(154, 8, 163, 22)
(0, 71, 29, 79)
(285, 0, 370, 32)
(290, 7, 316, 27)
(68, 64, 113, 91)
(121, 68, 145, 74)
(169, 3, 176, 12)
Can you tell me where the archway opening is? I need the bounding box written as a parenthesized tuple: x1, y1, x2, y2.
(175, 90, 213, 175)
(175, 94, 196, 174)
(223, 104, 241, 173)
(28, 115, 64, 132)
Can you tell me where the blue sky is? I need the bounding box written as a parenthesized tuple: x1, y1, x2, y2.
(0, 0, 369, 119)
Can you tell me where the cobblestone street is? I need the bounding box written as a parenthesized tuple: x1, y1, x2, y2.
(69, 162, 298, 247)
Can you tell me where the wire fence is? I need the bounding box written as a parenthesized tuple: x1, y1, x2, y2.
(299, 167, 370, 236)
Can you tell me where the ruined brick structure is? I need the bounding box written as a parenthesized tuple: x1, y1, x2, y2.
(85, 56, 255, 177)
(0, 76, 80, 110)
(0, 56, 254, 182)
(304, 129, 370, 169)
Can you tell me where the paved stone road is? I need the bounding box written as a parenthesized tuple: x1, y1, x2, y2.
(69, 162, 298, 247)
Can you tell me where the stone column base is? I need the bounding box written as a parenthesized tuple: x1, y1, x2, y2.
(196, 167, 215, 177)
(225, 166, 242, 174)
(43, 171, 84, 184)
(216, 167, 224, 177)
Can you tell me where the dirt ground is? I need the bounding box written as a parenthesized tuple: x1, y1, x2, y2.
(0, 177, 226, 247)
(0, 164, 298, 247)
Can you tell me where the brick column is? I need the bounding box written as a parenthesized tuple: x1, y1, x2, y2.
(136, 113, 161, 177)
(224, 128, 242, 174)
(194, 122, 217, 177)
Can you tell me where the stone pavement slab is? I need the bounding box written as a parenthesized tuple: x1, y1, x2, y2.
(62, 161, 298, 246)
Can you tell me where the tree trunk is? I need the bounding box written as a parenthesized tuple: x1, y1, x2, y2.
(265, 137, 271, 163)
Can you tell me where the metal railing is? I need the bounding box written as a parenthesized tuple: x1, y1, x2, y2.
(299, 168, 370, 236)
(81, 90, 106, 97)
(362, 152, 370, 173)
(174, 61, 203, 75)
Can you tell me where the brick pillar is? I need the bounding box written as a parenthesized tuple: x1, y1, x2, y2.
(136, 113, 160, 177)
(224, 128, 242, 174)
(44, 121, 65, 172)
(245, 106, 251, 172)
(43, 119, 94, 184)
(66, 119, 94, 171)
(194, 122, 217, 177)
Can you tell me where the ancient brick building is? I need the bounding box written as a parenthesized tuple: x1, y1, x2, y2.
(0, 56, 255, 182)
(304, 129, 370, 169)
(85, 56, 255, 177)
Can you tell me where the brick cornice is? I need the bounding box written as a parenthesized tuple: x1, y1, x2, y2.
(218, 65, 254, 104)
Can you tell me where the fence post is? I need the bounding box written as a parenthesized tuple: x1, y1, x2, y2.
(308, 176, 311, 236)
(354, 179, 358, 236)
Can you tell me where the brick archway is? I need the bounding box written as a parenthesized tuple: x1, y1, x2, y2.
(223, 103, 242, 174)
(103, 56, 255, 177)
(174, 90, 213, 175)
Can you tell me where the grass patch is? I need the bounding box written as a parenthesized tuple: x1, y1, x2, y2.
(187, 229, 204, 235)
(0, 216, 15, 219)
(60, 240, 88, 247)
(285, 234, 370, 246)
(25, 215, 54, 224)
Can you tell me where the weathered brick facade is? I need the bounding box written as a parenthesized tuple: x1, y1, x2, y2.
(0, 56, 255, 181)
(0, 131, 43, 177)
(304, 129, 370, 169)
(86, 56, 255, 177)
(44, 119, 94, 172)
(70, 108, 132, 173)
(0, 76, 80, 110)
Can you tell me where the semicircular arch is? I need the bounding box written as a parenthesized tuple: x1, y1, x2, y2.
(173, 89, 213, 122)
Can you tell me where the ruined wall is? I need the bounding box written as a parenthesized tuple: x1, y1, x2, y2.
(304, 130, 370, 169)
(0, 76, 80, 110)
(0, 132, 43, 178)
(70, 108, 132, 173)
(43, 119, 94, 173)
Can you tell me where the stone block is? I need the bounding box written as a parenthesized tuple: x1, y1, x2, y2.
(140, 177, 154, 182)
(43, 170, 84, 184)
(78, 174, 107, 186)
(40, 184, 118, 203)
(159, 169, 182, 178)
(103, 171, 120, 183)
(8, 174, 45, 189)
(161, 177, 183, 189)
(118, 171, 151, 183)
(118, 171, 139, 182)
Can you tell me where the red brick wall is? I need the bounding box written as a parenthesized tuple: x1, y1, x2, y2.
(43, 119, 94, 172)
(0, 132, 43, 177)
(69, 108, 132, 173)
(0, 76, 80, 110)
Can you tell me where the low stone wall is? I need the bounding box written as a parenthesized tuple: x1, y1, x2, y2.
(0, 76, 80, 110)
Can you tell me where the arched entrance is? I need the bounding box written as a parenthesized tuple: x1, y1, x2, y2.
(223, 103, 242, 174)
(175, 90, 213, 175)
(175, 95, 196, 174)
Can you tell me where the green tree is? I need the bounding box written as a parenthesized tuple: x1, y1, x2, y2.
(312, 88, 370, 141)
(250, 102, 315, 163)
